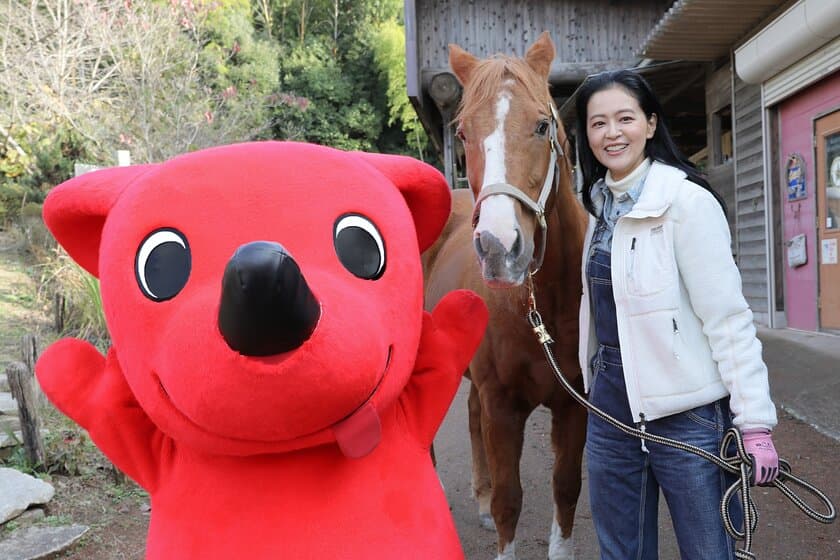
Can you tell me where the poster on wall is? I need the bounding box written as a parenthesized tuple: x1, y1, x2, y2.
(822, 238, 838, 265)
(786, 233, 807, 268)
(786, 153, 807, 201)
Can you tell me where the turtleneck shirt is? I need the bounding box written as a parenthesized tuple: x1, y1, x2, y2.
(588, 158, 652, 255)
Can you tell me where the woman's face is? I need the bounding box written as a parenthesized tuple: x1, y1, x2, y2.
(586, 86, 657, 181)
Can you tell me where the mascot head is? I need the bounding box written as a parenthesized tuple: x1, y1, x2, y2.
(43, 142, 450, 457)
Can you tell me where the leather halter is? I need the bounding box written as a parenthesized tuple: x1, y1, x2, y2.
(471, 103, 564, 275)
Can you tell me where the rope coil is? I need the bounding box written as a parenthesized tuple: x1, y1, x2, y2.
(525, 305, 836, 558)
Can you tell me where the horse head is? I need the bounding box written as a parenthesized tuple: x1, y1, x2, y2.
(450, 31, 569, 288)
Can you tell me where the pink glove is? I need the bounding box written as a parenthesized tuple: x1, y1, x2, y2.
(741, 428, 779, 486)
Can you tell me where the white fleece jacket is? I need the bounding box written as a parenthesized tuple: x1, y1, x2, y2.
(578, 161, 778, 430)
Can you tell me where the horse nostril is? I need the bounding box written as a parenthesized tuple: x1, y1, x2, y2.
(474, 233, 488, 259)
(511, 229, 523, 257)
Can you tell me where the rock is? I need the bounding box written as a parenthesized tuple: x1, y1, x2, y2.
(0, 414, 20, 433)
(0, 468, 55, 525)
(13, 507, 46, 526)
(0, 392, 17, 415)
(0, 525, 89, 560)
(0, 430, 23, 449)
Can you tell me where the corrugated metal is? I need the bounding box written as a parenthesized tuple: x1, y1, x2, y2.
(764, 36, 840, 105)
(640, 0, 783, 61)
(733, 74, 769, 323)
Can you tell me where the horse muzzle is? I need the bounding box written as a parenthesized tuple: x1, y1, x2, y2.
(218, 241, 321, 356)
(473, 228, 533, 287)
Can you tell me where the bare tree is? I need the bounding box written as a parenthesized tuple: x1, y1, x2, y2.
(1, 0, 277, 166)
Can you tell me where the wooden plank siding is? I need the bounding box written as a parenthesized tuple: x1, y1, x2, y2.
(733, 74, 769, 324)
(414, 0, 671, 82)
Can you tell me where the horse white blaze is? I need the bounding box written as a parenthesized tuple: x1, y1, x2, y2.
(549, 513, 574, 559)
(475, 89, 518, 252)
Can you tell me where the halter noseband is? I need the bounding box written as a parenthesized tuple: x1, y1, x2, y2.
(471, 103, 564, 275)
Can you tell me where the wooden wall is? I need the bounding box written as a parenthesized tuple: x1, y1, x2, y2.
(413, 0, 672, 82)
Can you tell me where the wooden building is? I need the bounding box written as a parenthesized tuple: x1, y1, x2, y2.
(640, 0, 840, 330)
(404, 0, 704, 186)
(406, 0, 840, 331)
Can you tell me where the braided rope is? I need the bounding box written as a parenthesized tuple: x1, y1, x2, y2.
(525, 306, 836, 559)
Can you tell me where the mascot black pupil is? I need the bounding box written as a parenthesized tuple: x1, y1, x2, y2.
(136, 229, 192, 301)
(335, 226, 383, 279)
(144, 243, 190, 299)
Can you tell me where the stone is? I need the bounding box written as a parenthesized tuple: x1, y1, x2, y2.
(0, 430, 23, 449)
(0, 525, 88, 560)
(0, 468, 55, 525)
(0, 414, 20, 433)
(12, 507, 46, 526)
(0, 392, 17, 415)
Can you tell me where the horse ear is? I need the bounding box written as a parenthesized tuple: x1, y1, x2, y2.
(449, 43, 479, 86)
(43, 165, 154, 278)
(354, 153, 450, 252)
(525, 31, 555, 79)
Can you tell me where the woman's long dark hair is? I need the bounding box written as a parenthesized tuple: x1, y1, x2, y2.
(575, 69, 726, 217)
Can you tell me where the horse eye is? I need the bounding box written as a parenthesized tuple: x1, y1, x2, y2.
(535, 120, 550, 136)
(334, 214, 385, 280)
(135, 228, 191, 301)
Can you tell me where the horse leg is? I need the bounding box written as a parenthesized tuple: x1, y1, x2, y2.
(482, 396, 528, 560)
(548, 396, 587, 560)
(468, 381, 494, 530)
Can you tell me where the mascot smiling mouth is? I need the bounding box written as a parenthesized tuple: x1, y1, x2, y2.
(151, 346, 393, 457)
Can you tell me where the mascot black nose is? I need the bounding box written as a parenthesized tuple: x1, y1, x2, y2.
(218, 242, 320, 356)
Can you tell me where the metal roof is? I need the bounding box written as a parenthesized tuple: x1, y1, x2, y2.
(639, 0, 785, 61)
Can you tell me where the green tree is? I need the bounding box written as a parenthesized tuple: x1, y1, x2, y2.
(272, 38, 381, 151)
(370, 18, 431, 160)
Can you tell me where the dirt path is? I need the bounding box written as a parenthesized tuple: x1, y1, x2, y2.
(0, 227, 149, 559)
(0, 230, 52, 371)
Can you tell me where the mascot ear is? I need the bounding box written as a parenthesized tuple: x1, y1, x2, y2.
(354, 153, 450, 252)
(43, 165, 155, 278)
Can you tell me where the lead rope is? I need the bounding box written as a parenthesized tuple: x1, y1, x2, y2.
(524, 276, 836, 559)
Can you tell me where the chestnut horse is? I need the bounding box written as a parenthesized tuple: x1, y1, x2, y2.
(422, 32, 588, 560)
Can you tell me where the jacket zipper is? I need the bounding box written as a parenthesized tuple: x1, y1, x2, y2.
(672, 318, 681, 360)
(628, 237, 637, 292)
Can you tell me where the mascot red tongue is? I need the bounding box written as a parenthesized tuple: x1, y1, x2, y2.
(36, 142, 488, 559)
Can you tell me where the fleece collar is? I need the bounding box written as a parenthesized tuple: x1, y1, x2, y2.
(624, 160, 687, 219)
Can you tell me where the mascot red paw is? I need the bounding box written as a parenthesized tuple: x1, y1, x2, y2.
(36, 142, 488, 559)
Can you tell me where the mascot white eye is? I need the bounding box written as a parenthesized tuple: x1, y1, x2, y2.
(135, 228, 191, 301)
(334, 214, 385, 280)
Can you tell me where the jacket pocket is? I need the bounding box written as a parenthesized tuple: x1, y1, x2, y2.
(625, 223, 677, 297)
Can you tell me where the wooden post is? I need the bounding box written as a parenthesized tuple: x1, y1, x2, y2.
(20, 333, 38, 375)
(54, 292, 66, 333)
(7, 361, 46, 469)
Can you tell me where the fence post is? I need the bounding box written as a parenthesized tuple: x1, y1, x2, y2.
(7, 361, 46, 469)
(20, 333, 38, 375)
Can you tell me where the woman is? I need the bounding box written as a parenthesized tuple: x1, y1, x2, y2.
(575, 69, 779, 559)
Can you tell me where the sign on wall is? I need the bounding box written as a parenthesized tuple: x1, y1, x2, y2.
(786, 153, 807, 201)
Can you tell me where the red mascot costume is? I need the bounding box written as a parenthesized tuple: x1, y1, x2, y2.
(36, 142, 488, 559)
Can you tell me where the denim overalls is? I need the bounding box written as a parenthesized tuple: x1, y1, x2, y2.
(585, 181, 741, 560)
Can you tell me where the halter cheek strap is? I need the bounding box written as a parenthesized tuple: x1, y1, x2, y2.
(471, 103, 564, 274)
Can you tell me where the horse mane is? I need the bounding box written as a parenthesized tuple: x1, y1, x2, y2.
(455, 56, 552, 123)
